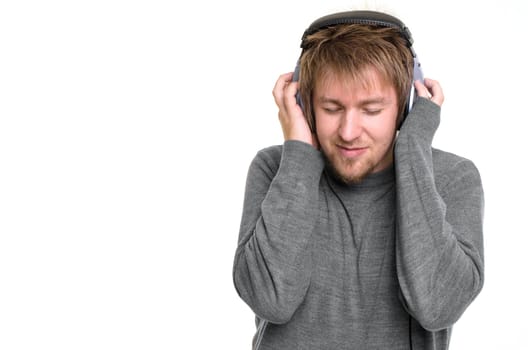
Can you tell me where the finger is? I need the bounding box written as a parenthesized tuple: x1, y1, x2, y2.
(272, 72, 294, 108)
(283, 79, 300, 111)
(414, 80, 431, 99)
(424, 78, 444, 106)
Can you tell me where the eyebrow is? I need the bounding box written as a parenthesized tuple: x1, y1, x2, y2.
(318, 96, 390, 107)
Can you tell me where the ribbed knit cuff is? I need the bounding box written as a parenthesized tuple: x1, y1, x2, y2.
(280, 140, 325, 182)
(400, 97, 441, 145)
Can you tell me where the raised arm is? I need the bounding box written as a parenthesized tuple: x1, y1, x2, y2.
(394, 82, 485, 331)
(233, 72, 324, 324)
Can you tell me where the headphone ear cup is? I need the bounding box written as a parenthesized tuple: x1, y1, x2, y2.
(292, 59, 305, 111)
(292, 59, 301, 82)
(399, 57, 424, 130)
(398, 88, 413, 130)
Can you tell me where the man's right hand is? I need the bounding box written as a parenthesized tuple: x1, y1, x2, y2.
(272, 72, 319, 149)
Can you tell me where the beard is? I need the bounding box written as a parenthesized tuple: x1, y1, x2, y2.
(321, 149, 377, 185)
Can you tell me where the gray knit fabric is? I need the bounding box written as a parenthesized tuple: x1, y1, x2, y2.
(233, 97, 484, 349)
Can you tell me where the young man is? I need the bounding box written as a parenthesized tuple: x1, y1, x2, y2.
(233, 11, 484, 350)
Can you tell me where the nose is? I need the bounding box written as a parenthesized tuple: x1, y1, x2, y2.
(338, 111, 363, 142)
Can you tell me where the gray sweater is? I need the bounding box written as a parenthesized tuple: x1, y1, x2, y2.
(233, 98, 485, 349)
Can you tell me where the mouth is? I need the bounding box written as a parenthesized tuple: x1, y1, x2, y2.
(336, 145, 368, 158)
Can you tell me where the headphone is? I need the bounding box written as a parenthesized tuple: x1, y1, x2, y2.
(292, 10, 424, 129)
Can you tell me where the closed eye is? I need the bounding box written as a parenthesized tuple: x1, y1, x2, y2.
(323, 107, 342, 114)
(364, 109, 382, 116)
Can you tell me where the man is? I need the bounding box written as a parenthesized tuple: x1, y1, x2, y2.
(233, 10, 484, 350)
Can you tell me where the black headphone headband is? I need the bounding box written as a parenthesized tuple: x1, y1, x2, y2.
(300, 11, 415, 55)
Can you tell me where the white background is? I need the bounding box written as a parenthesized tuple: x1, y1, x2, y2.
(1, 0, 527, 349)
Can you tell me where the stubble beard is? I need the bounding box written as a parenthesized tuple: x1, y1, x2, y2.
(322, 150, 376, 185)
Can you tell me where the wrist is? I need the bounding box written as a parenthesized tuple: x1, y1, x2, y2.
(284, 131, 317, 149)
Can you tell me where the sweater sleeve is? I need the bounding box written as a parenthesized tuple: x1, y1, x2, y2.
(394, 97, 485, 331)
(232, 140, 325, 324)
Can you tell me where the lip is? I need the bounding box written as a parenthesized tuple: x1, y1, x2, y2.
(337, 145, 368, 158)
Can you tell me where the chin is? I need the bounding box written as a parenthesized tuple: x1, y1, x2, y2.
(325, 155, 374, 185)
(336, 168, 372, 185)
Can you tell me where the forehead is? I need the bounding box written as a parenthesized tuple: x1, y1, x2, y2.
(314, 66, 394, 98)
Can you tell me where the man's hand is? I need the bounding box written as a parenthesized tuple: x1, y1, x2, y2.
(414, 78, 444, 107)
(272, 72, 318, 148)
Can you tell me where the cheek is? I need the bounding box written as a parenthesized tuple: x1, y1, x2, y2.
(315, 116, 336, 142)
(369, 112, 398, 140)
(371, 123, 395, 142)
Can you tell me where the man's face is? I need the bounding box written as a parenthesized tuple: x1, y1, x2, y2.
(314, 68, 399, 184)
